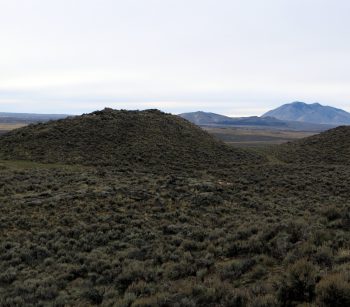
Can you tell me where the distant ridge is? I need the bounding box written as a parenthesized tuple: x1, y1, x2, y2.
(179, 111, 335, 131)
(0, 112, 69, 124)
(179, 111, 235, 125)
(179, 111, 286, 127)
(262, 101, 350, 125)
(0, 108, 264, 170)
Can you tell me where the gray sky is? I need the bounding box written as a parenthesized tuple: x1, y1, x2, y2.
(1, 0, 350, 116)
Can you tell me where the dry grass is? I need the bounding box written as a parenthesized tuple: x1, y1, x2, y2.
(204, 126, 317, 147)
(0, 123, 27, 134)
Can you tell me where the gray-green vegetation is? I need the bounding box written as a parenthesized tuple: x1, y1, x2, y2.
(274, 126, 350, 165)
(0, 109, 349, 306)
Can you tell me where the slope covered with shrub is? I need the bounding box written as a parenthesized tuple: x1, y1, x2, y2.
(0, 109, 350, 306)
(0, 161, 350, 306)
(0, 108, 263, 170)
(275, 126, 350, 164)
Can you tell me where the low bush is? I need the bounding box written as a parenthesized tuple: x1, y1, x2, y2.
(277, 259, 317, 304)
(316, 273, 350, 307)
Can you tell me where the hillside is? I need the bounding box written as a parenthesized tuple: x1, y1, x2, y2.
(263, 101, 350, 125)
(1, 146, 350, 306)
(0, 108, 263, 170)
(275, 125, 350, 164)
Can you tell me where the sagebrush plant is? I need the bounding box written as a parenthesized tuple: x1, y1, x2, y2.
(277, 259, 317, 304)
(316, 273, 350, 307)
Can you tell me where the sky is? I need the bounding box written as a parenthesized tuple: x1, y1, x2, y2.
(1, 0, 350, 116)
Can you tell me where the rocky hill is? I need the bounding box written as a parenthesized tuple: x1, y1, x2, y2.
(263, 101, 350, 125)
(275, 125, 350, 164)
(0, 108, 263, 170)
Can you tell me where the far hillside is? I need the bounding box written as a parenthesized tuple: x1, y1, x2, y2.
(0, 108, 264, 171)
(274, 126, 350, 164)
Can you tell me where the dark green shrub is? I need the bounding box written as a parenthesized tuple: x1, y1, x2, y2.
(322, 205, 342, 221)
(313, 246, 333, 268)
(220, 258, 256, 281)
(316, 273, 350, 306)
(83, 287, 104, 305)
(250, 294, 278, 307)
(341, 210, 350, 230)
(277, 259, 317, 305)
(0, 267, 17, 285)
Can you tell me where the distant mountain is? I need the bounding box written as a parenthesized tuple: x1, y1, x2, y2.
(179, 111, 334, 131)
(262, 102, 350, 125)
(179, 111, 233, 125)
(0, 112, 69, 124)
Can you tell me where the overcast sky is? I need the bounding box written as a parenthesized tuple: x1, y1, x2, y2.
(1, 0, 350, 116)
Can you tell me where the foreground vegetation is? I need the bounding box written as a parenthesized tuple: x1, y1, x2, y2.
(0, 158, 349, 306)
(0, 110, 349, 306)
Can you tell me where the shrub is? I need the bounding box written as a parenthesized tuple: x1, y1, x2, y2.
(83, 287, 104, 305)
(277, 259, 317, 304)
(341, 210, 350, 230)
(126, 280, 152, 297)
(316, 273, 350, 306)
(322, 205, 342, 221)
(313, 246, 333, 268)
(0, 267, 17, 285)
(250, 294, 278, 307)
(219, 258, 256, 281)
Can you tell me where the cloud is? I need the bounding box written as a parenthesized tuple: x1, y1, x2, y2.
(0, 0, 349, 114)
